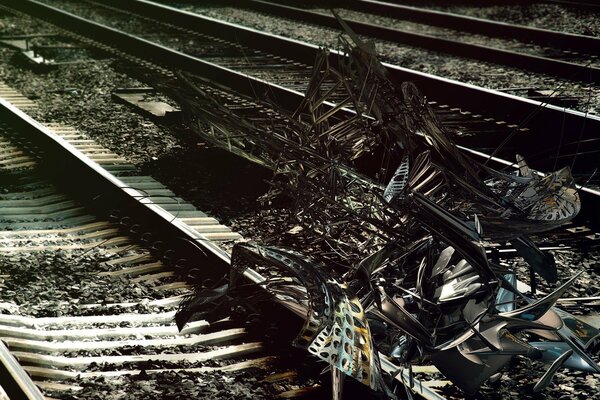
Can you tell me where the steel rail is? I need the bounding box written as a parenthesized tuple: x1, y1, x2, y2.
(0, 96, 282, 397)
(88, 0, 600, 174)
(238, 0, 600, 83)
(0, 96, 234, 281)
(0, 340, 44, 400)
(546, 0, 600, 12)
(339, 0, 600, 55)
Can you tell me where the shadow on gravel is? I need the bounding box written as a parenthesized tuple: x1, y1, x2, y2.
(139, 145, 275, 222)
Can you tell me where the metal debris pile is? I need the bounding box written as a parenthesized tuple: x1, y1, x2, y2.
(171, 24, 599, 399)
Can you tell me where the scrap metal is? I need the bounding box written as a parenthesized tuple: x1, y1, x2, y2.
(173, 18, 598, 399)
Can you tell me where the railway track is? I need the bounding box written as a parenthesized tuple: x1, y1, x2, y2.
(236, 0, 600, 83)
(4, 0, 598, 225)
(0, 85, 316, 399)
(545, 0, 600, 12)
(332, 0, 600, 57)
(148, 1, 600, 109)
(0, 1, 598, 399)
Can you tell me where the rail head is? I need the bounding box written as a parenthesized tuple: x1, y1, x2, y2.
(346, 0, 600, 54)
(0, 341, 44, 400)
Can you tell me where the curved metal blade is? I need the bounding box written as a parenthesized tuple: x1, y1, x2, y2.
(532, 349, 573, 393)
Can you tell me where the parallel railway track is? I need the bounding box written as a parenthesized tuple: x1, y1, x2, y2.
(87, 0, 600, 169)
(0, 85, 286, 399)
(0, 1, 598, 399)
(235, 0, 600, 83)
(335, 0, 600, 56)
(546, 0, 600, 12)
(3, 0, 599, 225)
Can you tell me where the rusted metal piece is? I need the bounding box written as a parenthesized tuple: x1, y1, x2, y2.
(111, 88, 181, 122)
(0, 34, 92, 67)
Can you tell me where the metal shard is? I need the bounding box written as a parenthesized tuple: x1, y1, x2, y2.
(532, 349, 573, 392)
(500, 272, 582, 321)
(532, 342, 598, 372)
